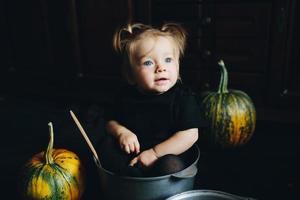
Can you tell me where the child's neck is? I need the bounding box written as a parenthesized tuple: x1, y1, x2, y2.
(134, 84, 178, 96)
(135, 87, 165, 96)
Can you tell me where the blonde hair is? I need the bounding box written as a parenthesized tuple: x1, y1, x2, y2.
(113, 23, 187, 83)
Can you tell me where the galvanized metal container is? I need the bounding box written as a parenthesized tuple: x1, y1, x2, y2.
(165, 190, 257, 200)
(94, 145, 200, 200)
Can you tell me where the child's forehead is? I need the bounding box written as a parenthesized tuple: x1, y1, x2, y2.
(133, 36, 176, 56)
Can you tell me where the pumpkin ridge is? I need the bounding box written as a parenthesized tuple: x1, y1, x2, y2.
(45, 165, 63, 199)
(52, 163, 80, 199)
(235, 93, 247, 145)
(30, 165, 53, 199)
(239, 95, 249, 144)
(214, 94, 223, 143)
(222, 94, 231, 144)
(238, 94, 248, 145)
(224, 94, 233, 144)
(240, 93, 256, 144)
(238, 95, 248, 145)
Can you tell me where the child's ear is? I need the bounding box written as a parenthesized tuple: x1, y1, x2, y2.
(177, 76, 182, 83)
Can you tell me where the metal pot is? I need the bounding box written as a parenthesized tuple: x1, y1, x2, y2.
(165, 190, 257, 200)
(94, 145, 200, 200)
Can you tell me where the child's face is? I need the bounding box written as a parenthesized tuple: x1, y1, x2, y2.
(131, 36, 179, 94)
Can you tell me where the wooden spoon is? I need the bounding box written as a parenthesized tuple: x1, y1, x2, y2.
(70, 110, 101, 167)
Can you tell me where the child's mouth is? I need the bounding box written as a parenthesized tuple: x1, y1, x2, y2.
(155, 78, 169, 85)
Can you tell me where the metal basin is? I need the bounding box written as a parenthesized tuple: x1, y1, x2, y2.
(165, 190, 257, 200)
(94, 145, 200, 200)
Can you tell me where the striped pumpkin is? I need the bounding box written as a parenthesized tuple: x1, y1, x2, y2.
(200, 60, 256, 148)
(21, 122, 85, 200)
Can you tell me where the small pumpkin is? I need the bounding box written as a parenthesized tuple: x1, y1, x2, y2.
(20, 122, 85, 200)
(200, 60, 256, 148)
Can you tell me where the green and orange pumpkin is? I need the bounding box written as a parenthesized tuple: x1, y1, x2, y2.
(20, 122, 85, 200)
(200, 60, 256, 148)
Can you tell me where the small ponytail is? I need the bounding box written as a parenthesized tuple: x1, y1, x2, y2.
(112, 23, 152, 54)
(160, 23, 187, 58)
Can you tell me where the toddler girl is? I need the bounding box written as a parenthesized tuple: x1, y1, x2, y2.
(98, 23, 206, 177)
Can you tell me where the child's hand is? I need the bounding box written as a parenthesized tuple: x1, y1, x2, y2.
(129, 148, 158, 168)
(118, 131, 140, 154)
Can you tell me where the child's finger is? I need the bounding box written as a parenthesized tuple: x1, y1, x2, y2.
(129, 157, 138, 166)
(129, 143, 135, 153)
(125, 145, 130, 154)
(134, 141, 140, 154)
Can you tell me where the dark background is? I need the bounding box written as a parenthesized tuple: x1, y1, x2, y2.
(1, 0, 299, 199)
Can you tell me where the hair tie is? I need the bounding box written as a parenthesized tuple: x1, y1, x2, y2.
(126, 24, 133, 34)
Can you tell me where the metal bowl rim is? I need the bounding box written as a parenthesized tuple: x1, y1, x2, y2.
(165, 189, 252, 200)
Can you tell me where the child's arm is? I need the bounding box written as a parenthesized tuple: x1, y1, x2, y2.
(153, 128, 198, 157)
(129, 128, 198, 167)
(106, 120, 140, 154)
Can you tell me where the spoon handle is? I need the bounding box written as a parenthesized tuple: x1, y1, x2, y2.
(70, 110, 101, 166)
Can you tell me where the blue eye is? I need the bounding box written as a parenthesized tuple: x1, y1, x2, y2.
(165, 57, 172, 63)
(143, 60, 153, 67)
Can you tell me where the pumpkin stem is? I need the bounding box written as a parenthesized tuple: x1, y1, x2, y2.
(217, 59, 229, 93)
(45, 122, 54, 164)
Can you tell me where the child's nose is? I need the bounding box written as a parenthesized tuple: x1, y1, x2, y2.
(155, 63, 166, 73)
